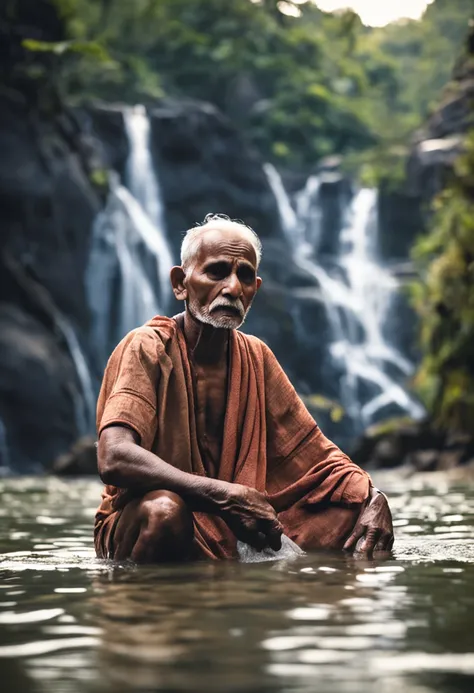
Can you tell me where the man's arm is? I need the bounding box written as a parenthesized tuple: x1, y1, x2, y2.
(98, 425, 283, 550)
(260, 339, 394, 556)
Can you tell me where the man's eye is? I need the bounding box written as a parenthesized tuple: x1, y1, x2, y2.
(206, 264, 228, 279)
(238, 268, 256, 284)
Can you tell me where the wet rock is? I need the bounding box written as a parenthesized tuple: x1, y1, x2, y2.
(377, 186, 425, 262)
(352, 416, 474, 472)
(0, 304, 78, 472)
(317, 174, 352, 257)
(436, 449, 465, 472)
(0, 96, 102, 330)
(79, 104, 129, 176)
(52, 436, 98, 476)
(371, 438, 406, 469)
(408, 449, 439, 473)
(351, 417, 435, 469)
(148, 99, 284, 258)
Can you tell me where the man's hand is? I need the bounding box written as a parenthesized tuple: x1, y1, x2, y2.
(343, 487, 394, 557)
(215, 482, 283, 551)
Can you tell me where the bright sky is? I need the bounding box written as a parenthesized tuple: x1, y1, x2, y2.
(314, 0, 434, 26)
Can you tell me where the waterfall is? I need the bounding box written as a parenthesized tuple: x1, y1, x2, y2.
(86, 105, 174, 368)
(295, 175, 323, 254)
(55, 314, 96, 435)
(124, 105, 174, 307)
(86, 176, 162, 367)
(264, 163, 424, 429)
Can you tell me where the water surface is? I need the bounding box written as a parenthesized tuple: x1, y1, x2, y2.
(1, 474, 474, 693)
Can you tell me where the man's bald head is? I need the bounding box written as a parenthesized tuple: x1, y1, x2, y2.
(180, 214, 262, 272)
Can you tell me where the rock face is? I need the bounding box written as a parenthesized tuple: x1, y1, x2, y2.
(149, 101, 283, 253)
(377, 185, 425, 262)
(408, 23, 474, 202)
(0, 93, 103, 472)
(0, 304, 78, 473)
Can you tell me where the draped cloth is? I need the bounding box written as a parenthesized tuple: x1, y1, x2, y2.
(94, 315, 371, 560)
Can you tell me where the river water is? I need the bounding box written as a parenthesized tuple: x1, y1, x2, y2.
(1, 474, 474, 693)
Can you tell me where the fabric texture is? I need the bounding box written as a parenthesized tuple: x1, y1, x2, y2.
(94, 314, 370, 559)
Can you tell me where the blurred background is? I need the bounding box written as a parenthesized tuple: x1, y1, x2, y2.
(2, 6, 474, 692)
(0, 0, 473, 474)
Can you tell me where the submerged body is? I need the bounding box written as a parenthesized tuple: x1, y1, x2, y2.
(95, 216, 393, 562)
(95, 315, 371, 559)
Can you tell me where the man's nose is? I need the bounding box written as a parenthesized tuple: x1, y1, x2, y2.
(222, 272, 243, 298)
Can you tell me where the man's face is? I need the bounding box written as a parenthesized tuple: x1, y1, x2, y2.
(183, 228, 262, 330)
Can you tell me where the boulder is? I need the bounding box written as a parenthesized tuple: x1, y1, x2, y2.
(52, 436, 97, 476)
(352, 416, 474, 472)
(0, 304, 78, 472)
(408, 449, 439, 473)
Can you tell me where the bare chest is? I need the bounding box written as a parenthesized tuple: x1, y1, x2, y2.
(193, 362, 228, 471)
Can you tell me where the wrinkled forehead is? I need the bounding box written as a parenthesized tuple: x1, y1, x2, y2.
(194, 227, 258, 266)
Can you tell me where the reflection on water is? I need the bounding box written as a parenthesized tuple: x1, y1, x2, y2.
(1, 475, 474, 693)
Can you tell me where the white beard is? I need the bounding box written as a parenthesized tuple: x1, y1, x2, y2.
(187, 296, 249, 330)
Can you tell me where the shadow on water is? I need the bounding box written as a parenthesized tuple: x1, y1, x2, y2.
(1, 474, 474, 692)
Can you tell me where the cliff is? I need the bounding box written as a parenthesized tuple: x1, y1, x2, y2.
(408, 23, 474, 201)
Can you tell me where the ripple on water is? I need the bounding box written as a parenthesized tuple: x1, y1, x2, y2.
(0, 637, 100, 658)
(0, 475, 474, 693)
(0, 608, 64, 625)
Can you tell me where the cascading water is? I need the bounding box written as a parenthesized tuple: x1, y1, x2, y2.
(264, 163, 424, 431)
(86, 177, 162, 366)
(124, 106, 174, 307)
(55, 314, 96, 434)
(86, 106, 174, 368)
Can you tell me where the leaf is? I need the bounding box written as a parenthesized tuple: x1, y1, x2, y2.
(302, 394, 345, 423)
(22, 39, 113, 65)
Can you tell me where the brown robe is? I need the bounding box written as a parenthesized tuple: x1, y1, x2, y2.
(94, 315, 370, 559)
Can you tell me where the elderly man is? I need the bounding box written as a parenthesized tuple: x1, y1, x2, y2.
(95, 215, 393, 562)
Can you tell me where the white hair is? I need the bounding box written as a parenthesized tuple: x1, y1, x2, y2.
(180, 214, 262, 270)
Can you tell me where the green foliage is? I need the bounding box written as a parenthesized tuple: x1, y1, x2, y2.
(22, 38, 111, 62)
(89, 167, 110, 193)
(367, 0, 474, 123)
(302, 394, 345, 423)
(410, 132, 474, 432)
(9, 0, 472, 170)
(363, 416, 416, 439)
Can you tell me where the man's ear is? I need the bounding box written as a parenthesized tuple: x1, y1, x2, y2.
(256, 276, 263, 291)
(170, 266, 187, 301)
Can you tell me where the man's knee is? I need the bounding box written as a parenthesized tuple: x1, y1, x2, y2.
(138, 491, 193, 539)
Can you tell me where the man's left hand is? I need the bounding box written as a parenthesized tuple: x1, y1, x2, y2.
(343, 487, 394, 557)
